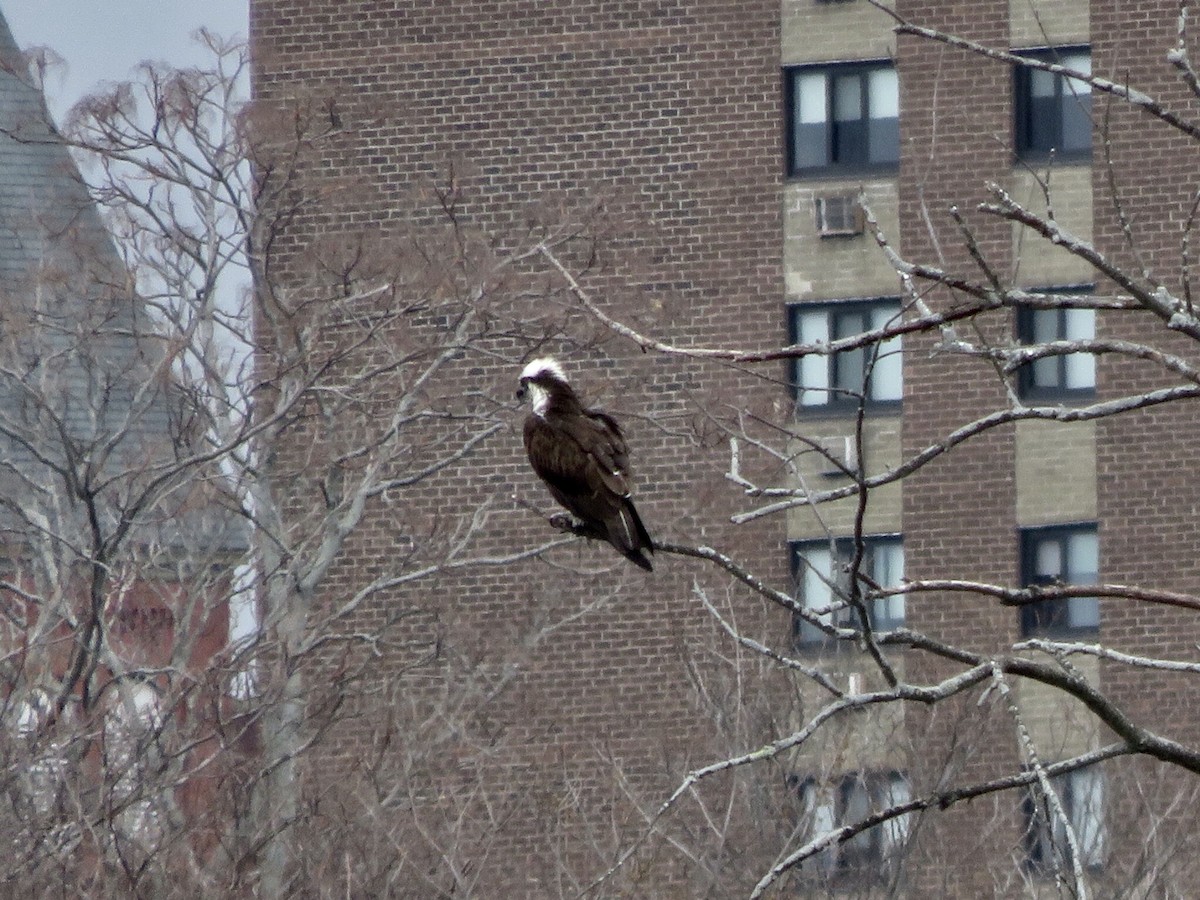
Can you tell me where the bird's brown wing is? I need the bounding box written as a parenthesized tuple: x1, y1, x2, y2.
(524, 411, 654, 570)
(524, 412, 628, 512)
(581, 409, 632, 490)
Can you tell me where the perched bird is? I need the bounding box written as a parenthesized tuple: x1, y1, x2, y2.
(517, 357, 654, 571)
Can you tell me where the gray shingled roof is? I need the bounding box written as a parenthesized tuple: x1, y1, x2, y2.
(0, 13, 245, 560)
(0, 16, 113, 279)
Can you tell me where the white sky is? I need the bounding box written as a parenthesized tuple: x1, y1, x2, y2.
(3, 1, 248, 120)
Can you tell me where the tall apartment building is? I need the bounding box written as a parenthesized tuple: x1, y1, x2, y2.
(251, 0, 1200, 895)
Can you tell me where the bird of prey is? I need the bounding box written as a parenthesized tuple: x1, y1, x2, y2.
(517, 357, 654, 571)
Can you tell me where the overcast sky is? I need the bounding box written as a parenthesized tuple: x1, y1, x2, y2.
(3, 1, 248, 119)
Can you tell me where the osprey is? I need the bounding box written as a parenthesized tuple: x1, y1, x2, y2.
(517, 357, 655, 571)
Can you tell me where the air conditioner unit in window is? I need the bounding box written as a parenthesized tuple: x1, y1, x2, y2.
(815, 193, 865, 238)
(814, 435, 860, 478)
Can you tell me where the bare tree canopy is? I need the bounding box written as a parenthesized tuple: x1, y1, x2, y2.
(6, 1, 1200, 898)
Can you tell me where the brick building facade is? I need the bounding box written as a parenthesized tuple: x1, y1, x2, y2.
(251, 0, 1200, 895)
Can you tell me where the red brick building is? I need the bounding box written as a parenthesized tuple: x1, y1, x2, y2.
(251, 0, 1200, 895)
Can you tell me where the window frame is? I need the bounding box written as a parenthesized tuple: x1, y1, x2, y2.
(1022, 765, 1107, 874)
(793, 770, 913, 880)
(787, 297, 903, 414)
(1013, 46, 1093, 162)
(784, 59, 900, 178)
(791, 534, 905, 647)
(1015, 285, 1097, 402)
(1019, 523, 1099, 637)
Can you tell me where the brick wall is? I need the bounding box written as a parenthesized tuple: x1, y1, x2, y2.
(251, 1, 788, 893)
(1091, 0, 1200, 880)
(896, 2, 1025, 893)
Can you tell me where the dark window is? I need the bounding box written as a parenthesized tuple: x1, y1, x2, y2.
(1014, 48, 1092, 160)
(788, 299, 902, 411)
(1023, 766, 1107, 873)
(794, 771, 912, 879)
(1020, 524, 1099, 636)
(792, 535, 904, 646)
(785, 61, 899, 177)
(1016, 288, 1096, 400)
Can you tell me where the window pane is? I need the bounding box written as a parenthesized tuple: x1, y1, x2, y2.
(802, 547, 834, 623)
(1030, 355, 1059, 389)
(797, 310, 830, 406)
(868, 116, 899, 165)
(871, 541, 905, 630)
(1063, 307, 1094, 341)
(1035, 538, 1063, 580)
(1031, 308, 1060, 344)
(1061, 90, 1092, 154)
(1030, 68, 1058, 99)
(869, 305, 903, 401)
(833, 347, 866, 398)
(1067, 531, 1098, 584)
(1025, 788, 1054, 869)
(1073, 768, 1106, 865)
(832, 120, 867, 166)
(1028, 309, 1061, 387)
(1063, 52, 1093, 93)
(1063, 352, 1094, 389)
(1066, 530, 1100, 629)
(872, 541, 902, 588)
(1027, 93, 1060, 153)
(883, 775, 912, 850)
(1062, 308, 1095, 389)
(868, 68, 899, 119)
(833, 73, 862, 121)
(832, 310, 868, 398)
(867, 69, 899, 165)
(794, 122, 829, 170)
(832, 74, 867, 166)
(1068, 597, 1100, 629)
(812, 793, 836, 834)
(842, 777, 875, 857)
(797, 72, 830, 124)
(793, 72, 830, 170)
(1061, 53, 1093, 155)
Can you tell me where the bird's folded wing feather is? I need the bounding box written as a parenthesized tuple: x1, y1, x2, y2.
(524, 412, 631, 499)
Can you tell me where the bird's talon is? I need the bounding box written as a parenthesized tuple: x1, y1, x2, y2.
(548, 512, 575, 532)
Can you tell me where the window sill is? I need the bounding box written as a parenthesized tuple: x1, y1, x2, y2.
(787, 166, 899, 183)
(1018, 389, 1096, 405)
(1012, 153, 1092, 167)
(794, 400, 903, 417)
(1019, 626, 1100, 640)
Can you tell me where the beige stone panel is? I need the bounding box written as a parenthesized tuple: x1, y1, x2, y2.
(782, 0, 896, 65)
(784, 179, 901, 301)
(1015, 419, 1097, 525)
(787, 413, 903, 540)
(1015, 655, 1101, 758)
(788, 655, 910, 773)
(1008, 166, 1094, 288)
(1009, 0, 1089, 48)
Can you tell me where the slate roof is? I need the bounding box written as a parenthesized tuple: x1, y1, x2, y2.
(0, 16, 114, 280)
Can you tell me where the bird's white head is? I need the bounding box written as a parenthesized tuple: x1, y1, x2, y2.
(519, 357, 568, 384)
(518, 357, 568, 416)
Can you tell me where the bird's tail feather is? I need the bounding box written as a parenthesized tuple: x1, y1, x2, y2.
(610, 501, 654, 571)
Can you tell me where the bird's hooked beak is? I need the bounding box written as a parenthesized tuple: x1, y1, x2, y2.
(515, 379, 528, 403)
